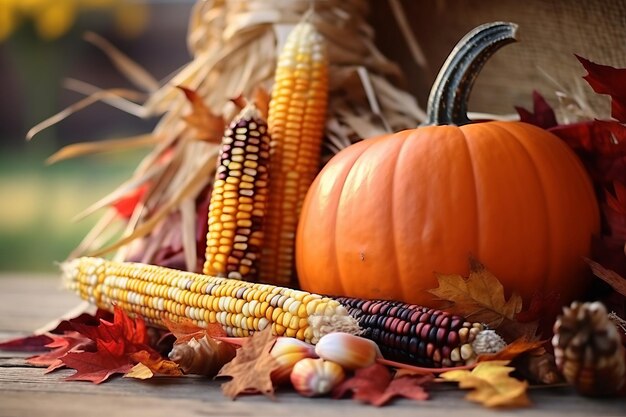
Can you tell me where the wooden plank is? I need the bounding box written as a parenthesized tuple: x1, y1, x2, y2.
(0, 275, 83, 333)
(1, 274, 625, 417)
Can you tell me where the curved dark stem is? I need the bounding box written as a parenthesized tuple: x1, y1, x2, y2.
(425, 22, 519, 126)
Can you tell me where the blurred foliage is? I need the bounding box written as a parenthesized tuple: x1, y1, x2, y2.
(0, 1, 192, 273)
(0, 0, 149, 42)
(0, 149, 146, 272)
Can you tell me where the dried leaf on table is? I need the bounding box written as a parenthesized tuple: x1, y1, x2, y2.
(440, 360, 530, 408)
(169, 335, 236, 377)
(125, 350, 182, 379)
(0, 334, 54, 352)
(178, 86, 225, 143)
(332, 363, 432, 407)
(27, 332, 94, 373)
(60, 307, 168, 383)
(428, 257, 523, 329)
(217, 328, 281, 399)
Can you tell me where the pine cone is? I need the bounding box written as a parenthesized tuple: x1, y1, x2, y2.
(552, 301, 625, 396)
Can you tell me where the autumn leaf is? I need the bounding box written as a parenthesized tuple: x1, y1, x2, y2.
(125, 350, 182, 379)
(162, 317, 226, 344)
(440, 360, 530, 408)
(217, 328, 281, 399)
(27, 332, 93, 373)
(62, 337, 136, 384)
(333, 363, 432, 406)
(586, 258, 626, 297)
(515, 90, 558, 129)
(178, 86, 225, 143)
(0, 334, 54, 352)
(60, 307, 167, 383)
(576, 55, 626, 123)
(477, 338, 546, 362)
(604, 181, 626, 240)
(169, 335, 236, 377)
(429, 257, 523, 328)
(252, 86, 270, 119)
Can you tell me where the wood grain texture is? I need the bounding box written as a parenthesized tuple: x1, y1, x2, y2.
(1, 274, 625, 417)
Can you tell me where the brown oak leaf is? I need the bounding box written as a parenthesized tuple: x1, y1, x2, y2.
(477, 338, 546, 363)
(333, 363, 432, 406)
(178, 86, 225, 143)
(217, 328, 281, 399)
(429, 257, 523, 329)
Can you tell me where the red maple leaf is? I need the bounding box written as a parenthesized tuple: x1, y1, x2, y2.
(59, 306, 164, 383)
(27, 332, 94, 373)
(577, 55, 626, 123)
(515, 90, 558, 129)
(333, 363, 432, 406)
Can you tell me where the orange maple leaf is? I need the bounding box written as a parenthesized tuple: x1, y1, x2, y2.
(429, 257, 523, 329)
(217, 328, 281, 399)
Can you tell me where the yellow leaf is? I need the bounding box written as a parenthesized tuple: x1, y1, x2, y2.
(440, 360, 530, 408)
(124, 363, 154, 380)
(429, 257, 523, 328)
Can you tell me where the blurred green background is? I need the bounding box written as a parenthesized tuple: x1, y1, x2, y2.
(0, 0, 194, 272)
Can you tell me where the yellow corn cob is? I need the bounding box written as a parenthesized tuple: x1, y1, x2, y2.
(62, 257, 358, 344)
(203, 103, 271, 280)
(261, 21, 329, 286)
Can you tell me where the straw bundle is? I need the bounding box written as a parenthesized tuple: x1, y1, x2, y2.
(32, 0, 426, 275)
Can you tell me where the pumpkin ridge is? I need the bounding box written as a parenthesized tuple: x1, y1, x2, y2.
(484, 122, 553, 296)
(390, 130, 417, 300)
(332, 140, 374, 297)
(457, 126, 481, 268)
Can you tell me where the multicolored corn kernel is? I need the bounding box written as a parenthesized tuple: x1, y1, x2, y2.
(335, 297, 487, 367)
(203, 103, 271, 280)
(260, 21, 329, 286)
(62, 257, 358, 344)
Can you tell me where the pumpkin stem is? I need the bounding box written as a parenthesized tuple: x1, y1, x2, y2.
(425, 22, 518, 126)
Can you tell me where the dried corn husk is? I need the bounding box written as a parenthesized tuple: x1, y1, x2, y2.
(33, 0, 426, 273)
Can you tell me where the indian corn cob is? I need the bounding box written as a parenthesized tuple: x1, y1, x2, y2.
(336, 297, 506, 367)
(203, 103, 271, 280)
(63, 257, 358, 344)
(62, 257, 505, 366)
(260, 21, 329, 286)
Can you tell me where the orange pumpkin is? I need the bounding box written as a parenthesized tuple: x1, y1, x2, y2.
(295, 22, 599, 310)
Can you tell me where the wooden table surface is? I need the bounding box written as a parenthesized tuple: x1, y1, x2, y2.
(0, 275, 624, 417)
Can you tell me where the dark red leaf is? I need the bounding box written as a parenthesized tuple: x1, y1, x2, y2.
(58, 307, 163, 383)
(61, 339, 135, 384)
(515, 91, 558, 129)
(515, 291, 560, 323)
(333, 363, 431, 406)
(604, 181, 626, 240)
(0, 334, 54, 352)
(577, 55, 626, 123)
(549, 120, 626, 186)
(27, 332, 94, 373)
